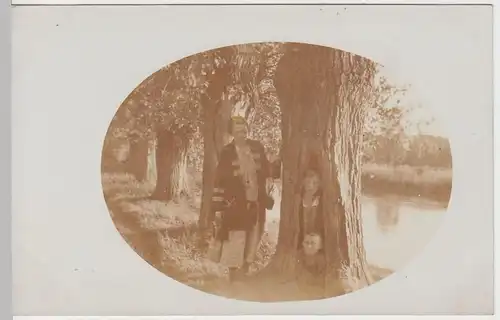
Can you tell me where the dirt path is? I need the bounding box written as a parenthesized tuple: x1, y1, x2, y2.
(106, 196, 167, 270)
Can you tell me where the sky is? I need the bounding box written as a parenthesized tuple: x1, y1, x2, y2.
(375, 66, 447, 138)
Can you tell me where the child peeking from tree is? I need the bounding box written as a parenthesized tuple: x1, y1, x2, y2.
(297, 168, 324, 247)
(295, 168, 326, 299)
(296, 232, 326, 298)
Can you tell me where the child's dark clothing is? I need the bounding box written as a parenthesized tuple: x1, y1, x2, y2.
(297, 194, 324, 249)
(295, 249, 326, 299)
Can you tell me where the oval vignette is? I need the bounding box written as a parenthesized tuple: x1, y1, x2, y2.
(101, 42, 452, 302)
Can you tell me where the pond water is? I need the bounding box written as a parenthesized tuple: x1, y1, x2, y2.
(360, 196, 446, 271)
(267, 191, 447, 272)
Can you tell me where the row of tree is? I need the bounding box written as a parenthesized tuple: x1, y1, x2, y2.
(363, 134, 452, 168)
(101, 42, 448, 294)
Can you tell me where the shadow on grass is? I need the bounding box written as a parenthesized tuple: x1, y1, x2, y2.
(102, 173, 230, 290)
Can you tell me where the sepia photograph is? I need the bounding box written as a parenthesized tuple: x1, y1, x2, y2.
(100, 42, 453, 302)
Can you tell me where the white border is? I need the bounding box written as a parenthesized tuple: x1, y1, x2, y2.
(10, 316, 498, 319)
(11, 1, 498, 319)
(10, 1, 496, 8)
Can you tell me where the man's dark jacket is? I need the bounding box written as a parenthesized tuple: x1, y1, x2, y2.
(211, 139, 280, 241)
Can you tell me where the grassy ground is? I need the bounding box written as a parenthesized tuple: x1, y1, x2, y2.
(102, 173, 289, 300)
(102, 172, 394, 301)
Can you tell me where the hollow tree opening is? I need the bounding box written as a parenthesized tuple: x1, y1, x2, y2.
(271, 43, 376, 296)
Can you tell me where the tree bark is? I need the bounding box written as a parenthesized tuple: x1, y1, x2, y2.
(269, 43, 376, 296)
(150, 128, 190, 201)
(198, 94, 233, 231)
(198, 48, 234, 231)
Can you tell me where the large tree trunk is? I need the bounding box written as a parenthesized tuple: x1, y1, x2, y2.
(125, 134, 149, 181)
(198, 94, 233, 231)
(198, 48, 234, 231)
(269, 43, 376, 296)
(150, 128, 190, 201)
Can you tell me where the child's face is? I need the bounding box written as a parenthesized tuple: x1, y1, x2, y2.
(303, 174, 320, 194)
(302, 233, 322, 256)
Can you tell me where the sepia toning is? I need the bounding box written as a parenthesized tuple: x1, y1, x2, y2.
(101, 42, 452, 302)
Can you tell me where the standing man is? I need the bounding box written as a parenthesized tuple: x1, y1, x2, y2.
(211, 115, 281, 281)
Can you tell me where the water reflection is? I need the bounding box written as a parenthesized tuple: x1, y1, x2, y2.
(374, 196, 401, 233)
(362, 196, 445, 271)
(266, 192, 446, 272)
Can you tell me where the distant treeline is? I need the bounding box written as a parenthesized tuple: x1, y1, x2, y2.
(361, 134, 452, 204)
(363, 134, 452, 168)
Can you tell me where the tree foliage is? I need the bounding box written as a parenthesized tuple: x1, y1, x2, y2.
(104, 42, 446, 175)
(103, 42, 450, 194)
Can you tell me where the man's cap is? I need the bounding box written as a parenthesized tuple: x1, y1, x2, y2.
(228, 115, 248, 132)
(230, 115, 247, 125)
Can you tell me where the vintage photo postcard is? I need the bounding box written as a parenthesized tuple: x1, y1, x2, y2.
(11, 4, 493, 316)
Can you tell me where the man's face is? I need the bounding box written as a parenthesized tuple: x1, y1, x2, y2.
(232, 122, 248, 142)
(302, 233, 322, 256)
